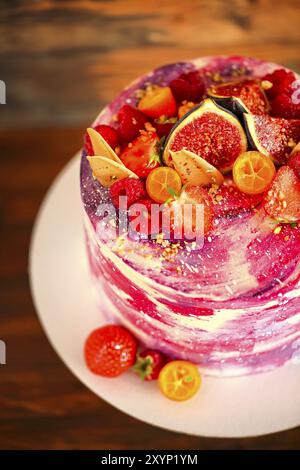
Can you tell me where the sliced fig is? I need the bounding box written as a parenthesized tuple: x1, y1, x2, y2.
(208, 79, 269, 116)
(163, 98, 247, 173)
(244, 114, 300, 164)
(87, 156, 138, 187)
(169, 149, 224, 186)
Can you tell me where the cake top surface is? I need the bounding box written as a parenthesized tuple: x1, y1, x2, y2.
(80, 55, 300, 305)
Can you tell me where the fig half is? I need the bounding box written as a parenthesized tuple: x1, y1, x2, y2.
(163, 98, 247, 173)
(244, 114, 300, 164)
(208, 79, 269, 116)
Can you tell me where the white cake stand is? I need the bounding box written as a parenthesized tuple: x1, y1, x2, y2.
(29, 153, 300, 438)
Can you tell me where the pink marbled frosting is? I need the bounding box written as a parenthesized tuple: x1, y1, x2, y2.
(80, 56, 300, 376)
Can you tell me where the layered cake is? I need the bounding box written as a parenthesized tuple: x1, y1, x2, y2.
(81, 56, 300, 376)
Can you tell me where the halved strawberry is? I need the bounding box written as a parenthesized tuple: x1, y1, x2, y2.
(211, 185, 263, 218)
(288, 143, 300, 180)
(138, 86, 177, 119)
(84, 124, 119, 155)
(120, 131, 161, 178)
(264, 166, 300, 223)
(116, 105, 148, 143)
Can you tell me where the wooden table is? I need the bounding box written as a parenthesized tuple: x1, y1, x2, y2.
(0, 1, 300, 450)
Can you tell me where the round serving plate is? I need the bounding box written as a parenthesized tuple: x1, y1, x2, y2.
(29, 154, 300, 438)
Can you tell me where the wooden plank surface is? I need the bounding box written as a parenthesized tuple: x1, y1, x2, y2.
(0, 0, 300, 127)
(0, 0, 300, 450)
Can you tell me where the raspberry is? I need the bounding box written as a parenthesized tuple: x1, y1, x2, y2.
(270, 94, 300, 119)
(84, 124, 119, 155)
(109, 177, 146, 208)
(170, 71, 205, 103)
(116, 105, 148, 143)
(263, 69, 296, 99)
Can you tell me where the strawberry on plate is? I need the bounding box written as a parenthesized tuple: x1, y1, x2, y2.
(264, 166, 300, 223)
(211, 185, 263, 218)
(116, 105, 148, 144)
(138, 86, 177, 119)
(120, 131, 161, 178)
(134, 349, 168, 381)
(84, 124, 119, 155)
(84, 324, 137, 377)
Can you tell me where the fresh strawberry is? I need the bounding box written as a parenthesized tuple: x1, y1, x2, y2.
(84, 325, 138, 377)
(166, 186, 214, 240)
(288, 144, 300, 179)
(211, 185, 263, 218)
(120, 131, 161, 178)
(138, 86, 177, 119)
(270, 94, 300, 119)
(262, 69, 296, 99)
(134, 349, 168, 381)
(84, 124, 119, 155)
(264, 166, 300, 223)
(110, 177, 146, 209)
(170, 71, 205, 103)
(116, 105, 148, 143)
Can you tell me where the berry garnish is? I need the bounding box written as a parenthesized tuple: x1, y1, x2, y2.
(146, 167, 182, 203)
(211, 185, 263, 218)
(110, 177, 146, 208)
(232, 151, 276, 195)
(170, 71, 205, 103)
(134, 349, 168, 381)
(84, 124, 119, 155)
(158, 360, 201, 401)
(84, 325, 137, 377)
(138, 86, 177, 119)
(116, 105, 148, 143)
(154, 117, 177, 138)
(288, 143, 300, 180)
(262, 69, 296, 99)
(264, 166, 300, 223)
(270, 94, 300, 120)
(120, 131, 161, 178)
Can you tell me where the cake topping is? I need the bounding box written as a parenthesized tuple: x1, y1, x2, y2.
(163, 98, 247, 172)
(86, 127, 123, 164)
(169, 149, 224, 187)
(120, 130, 161, 178)
(116, 104, 148, 143)
(84, 124, 120, 156)
(244, 113, 300, 164)
(145, 166, 182, 204)
(138, 85, 177, 119)
(87, 156, 138, 187)
(209, 79, 270, 115)
(232, 151, 276, 195)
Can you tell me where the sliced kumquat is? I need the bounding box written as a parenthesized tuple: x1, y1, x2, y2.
(146, 167, 182, 203)
(158, 360, 201, 401)
(233, 151, 276, 195)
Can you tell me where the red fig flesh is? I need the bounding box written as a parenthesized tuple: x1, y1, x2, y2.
(244, 114, 300, 164)
(209, 79, 270, 116)
(163, 99, 247, 173)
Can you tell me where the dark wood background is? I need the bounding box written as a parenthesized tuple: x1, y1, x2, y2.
(1, 0, 300, 450)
